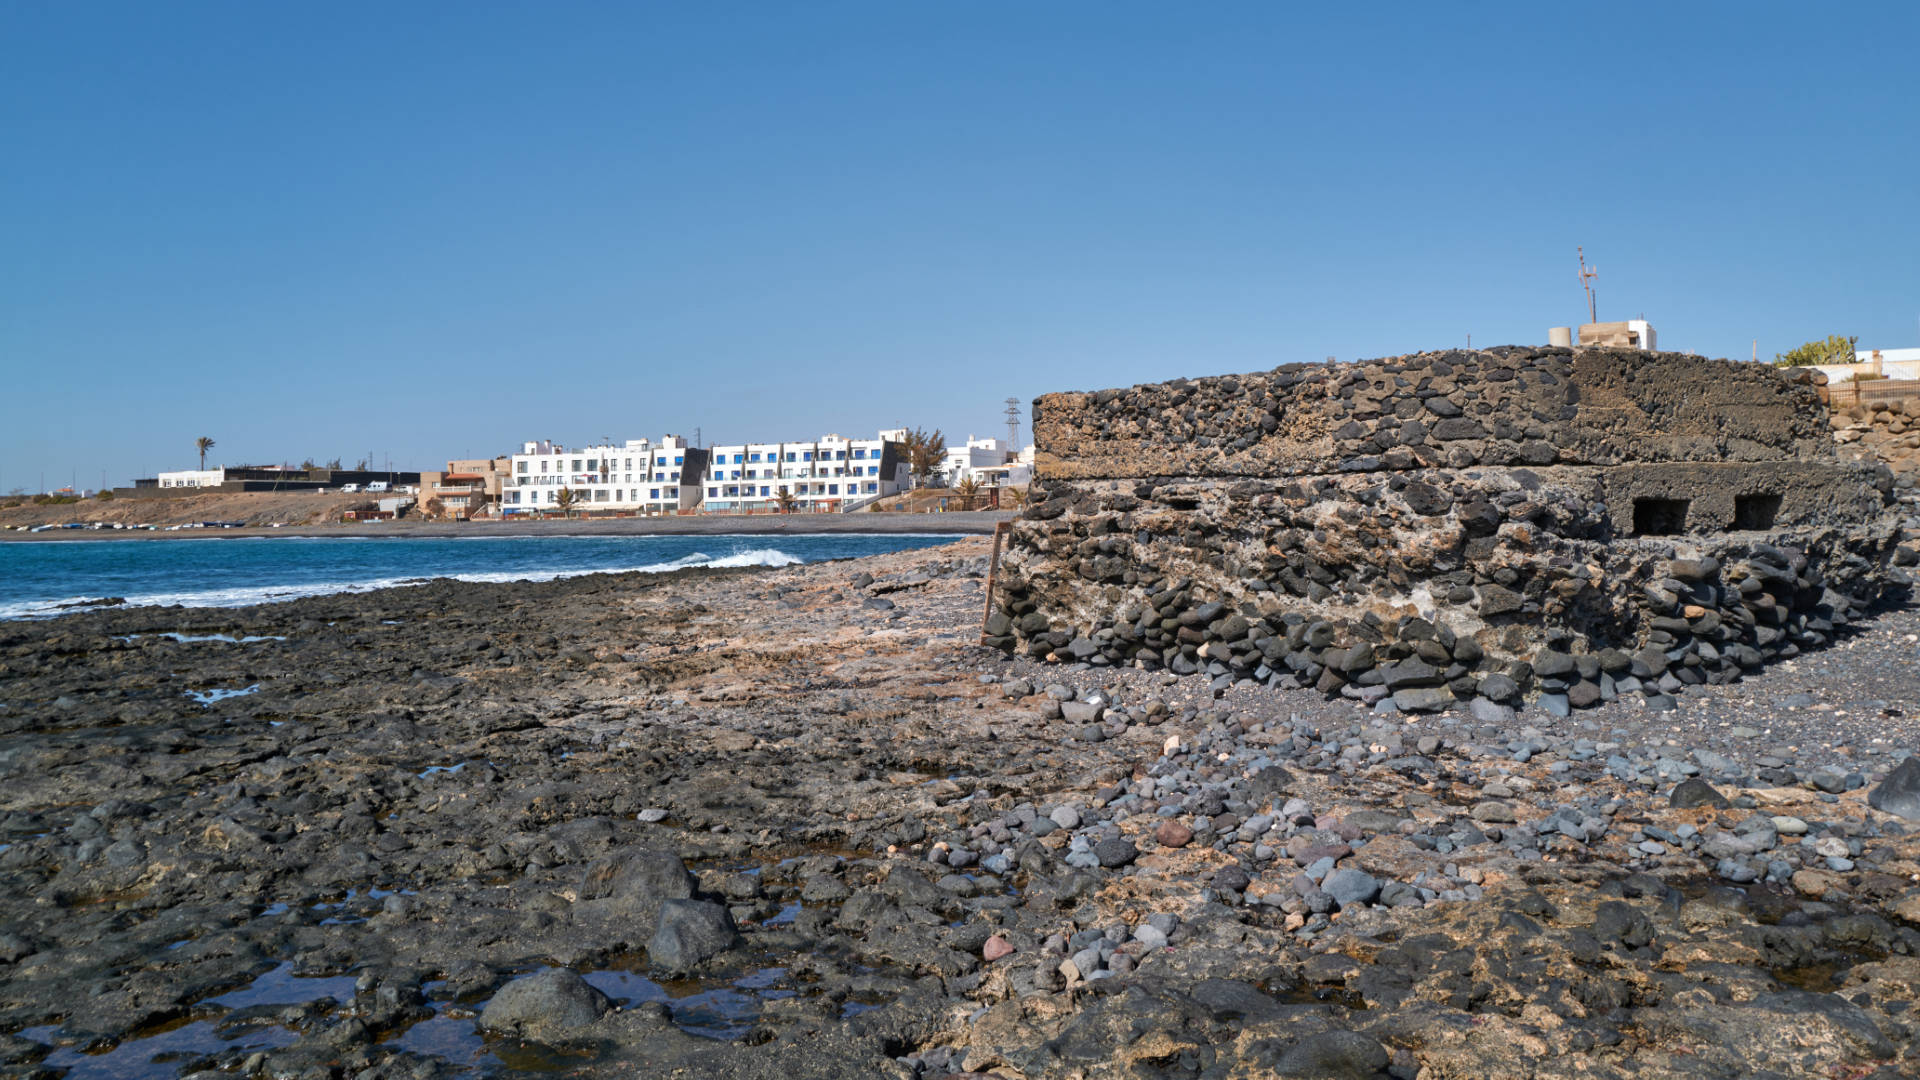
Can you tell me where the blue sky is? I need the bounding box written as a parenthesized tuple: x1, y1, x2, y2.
(3, 3, 1916, 489)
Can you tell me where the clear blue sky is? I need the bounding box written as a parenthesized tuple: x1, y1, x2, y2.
(4, 3, 1916, 489)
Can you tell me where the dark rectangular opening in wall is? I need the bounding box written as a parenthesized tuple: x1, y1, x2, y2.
(1632, 497, 1689, 536)
(1734, 493, 1781, 530)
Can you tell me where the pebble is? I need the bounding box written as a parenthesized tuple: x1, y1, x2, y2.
(1154, 820, 1193, 848)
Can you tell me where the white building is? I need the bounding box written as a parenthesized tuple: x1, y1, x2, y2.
(701, 430, 910, 513)
(502, 435, 708, 515)
(157, 468, 224, 489)
(940, 435, 1035, 488)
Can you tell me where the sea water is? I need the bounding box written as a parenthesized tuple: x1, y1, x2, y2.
(0, 534, 966, 619)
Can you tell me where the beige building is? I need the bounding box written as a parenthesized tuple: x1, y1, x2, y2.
(420, 457, 512, 519)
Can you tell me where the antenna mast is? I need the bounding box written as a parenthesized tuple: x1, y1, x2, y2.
(1003, 398, 1021, 448)
(1577, 247, 1599, 324)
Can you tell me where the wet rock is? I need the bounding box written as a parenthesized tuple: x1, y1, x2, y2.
(647, 899, 740, 970)
(578, 848, 693, 937)
(478, 969, 609, 1040)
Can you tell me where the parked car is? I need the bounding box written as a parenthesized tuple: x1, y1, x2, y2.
(341, 483, 361, 493)
(366, 482, 390, 493)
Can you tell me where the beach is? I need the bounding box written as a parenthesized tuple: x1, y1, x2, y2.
(3, 538, 1920, 1077)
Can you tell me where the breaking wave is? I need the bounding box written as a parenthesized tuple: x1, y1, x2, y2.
(0, 547, 808, 619)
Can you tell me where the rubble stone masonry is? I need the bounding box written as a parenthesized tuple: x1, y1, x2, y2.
(989, 346, 1906, 715)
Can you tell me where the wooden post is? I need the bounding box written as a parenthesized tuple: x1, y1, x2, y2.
(981, 520, 1010, 644)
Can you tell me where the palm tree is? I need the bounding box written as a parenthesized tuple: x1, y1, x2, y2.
(1001, 484, 1029, 510)
(774, 487, 797, 514)
(955, 475, 981, 510)
(554, 487, 578, 519)
(195, 436, 216, 470)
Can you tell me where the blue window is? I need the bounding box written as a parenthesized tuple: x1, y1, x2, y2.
(674, 456, 683, 465)
(853, 448, 865, 459)
(749, 453, 760, 462)
(828, 484, 839, 495)
(836, 450, 846, 460)
(733, 453, 744, 464)
(708, 487, 718, 497)
(654, 473, 664, 482)
(802, 451, 812, 461)
(667, 487, 678, 497)
(865, 482, 877, 493)
(759, 485, 770, 496)
(785, 452, 796, 462)
(650, 488, 660, 499)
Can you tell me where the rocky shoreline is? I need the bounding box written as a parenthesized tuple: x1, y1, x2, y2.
(4, 538, 1920, 1078)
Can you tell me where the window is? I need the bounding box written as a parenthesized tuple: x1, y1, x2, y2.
(1734, 494, 1781, 530)
(853, 448, 866, 459)
(572, 460, 582, 471)
(654, 473, 664, 482)
(760, 486, 770, 497)
(540, 461, 549, 473)
(1632, 498, 1689, 536)
(650, 488, 660, 499)
(674, 456, 683, 465)
(517, 461, 528, 474)
(866, 482, 877, 493)
(829, 484, 839, 495)
(708, 487, 718, 497)
(785, 452, 796, 462)
(508, 491, 520, 503)
(587, 459, 598, 470)
(667, 487, 678, 497)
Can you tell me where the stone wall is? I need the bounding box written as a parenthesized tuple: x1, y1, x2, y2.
(990, 346, 1903, 716)
(1834, 396, 1920, 493)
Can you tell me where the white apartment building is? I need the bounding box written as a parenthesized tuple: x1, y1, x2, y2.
(941, 435, 1035, 487)
(156, 468, 225, 488)
(502, 435, 708, 515)
(701, 429, 910, 513)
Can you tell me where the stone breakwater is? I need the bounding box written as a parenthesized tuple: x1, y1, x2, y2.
(990, 346, 1907, 716)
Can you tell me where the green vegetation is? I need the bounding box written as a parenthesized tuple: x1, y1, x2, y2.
(902, 427, 947, 485)
(195, 435, 216, 469)
(954, 475, 981, 510)
(1773, 334, 1858, 368)
(95, 489, 114, 500)
(775, 487, 798, 514)
(554, 487, 577, 518)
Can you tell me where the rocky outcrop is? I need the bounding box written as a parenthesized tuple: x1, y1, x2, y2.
(992, 346, 1905, 714)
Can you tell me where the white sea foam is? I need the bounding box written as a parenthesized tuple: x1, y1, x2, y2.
(0, 548, 809, 619)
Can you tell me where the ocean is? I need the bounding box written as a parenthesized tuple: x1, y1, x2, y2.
(0, 533, 968, 619)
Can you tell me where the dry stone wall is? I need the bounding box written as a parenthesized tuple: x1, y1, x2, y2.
(990, 346, 1904, 716)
